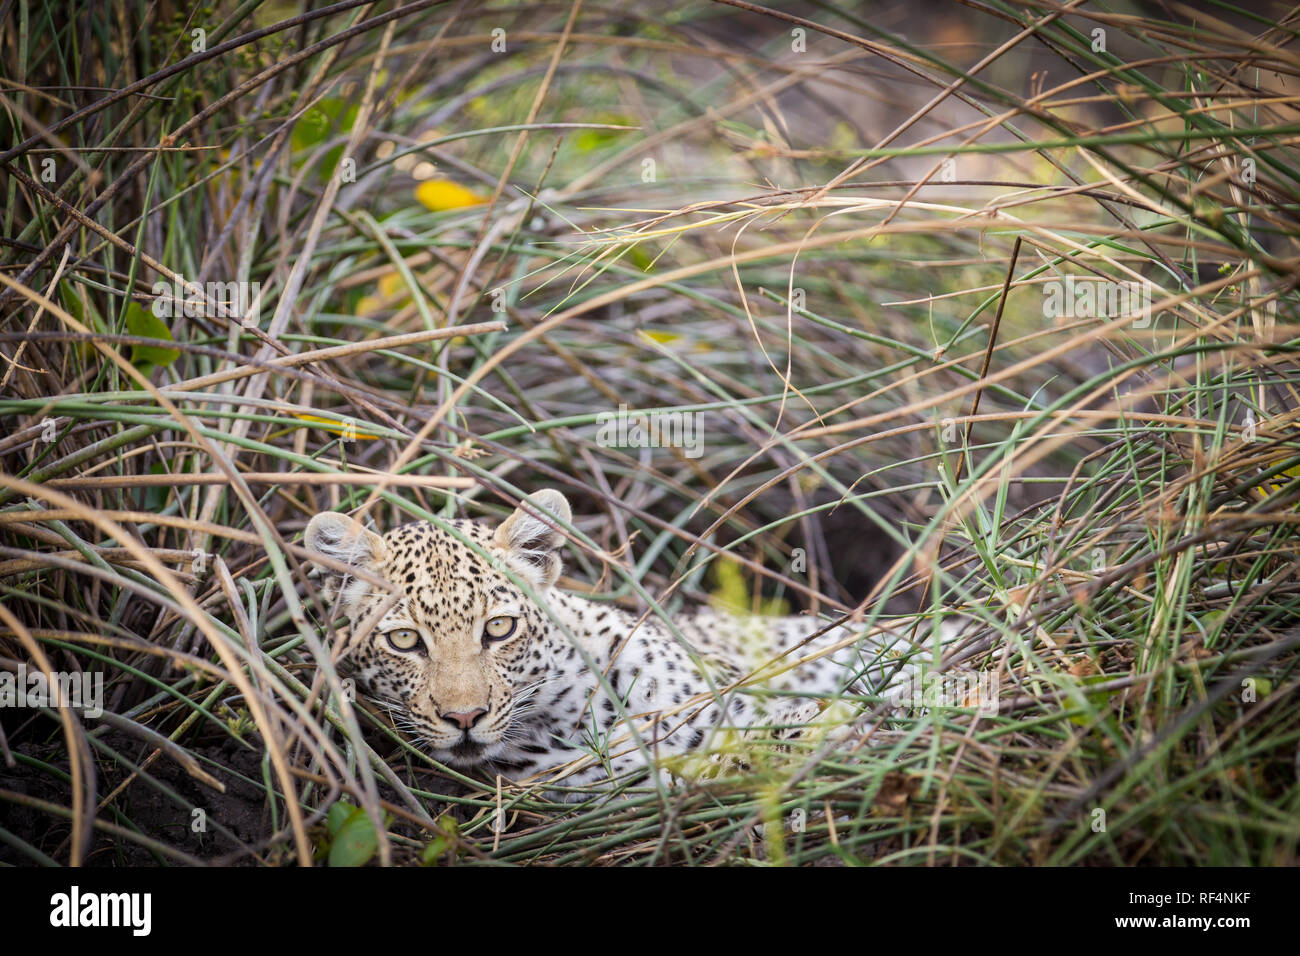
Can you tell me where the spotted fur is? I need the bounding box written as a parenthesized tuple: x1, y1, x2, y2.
(304, 490, 945, 791)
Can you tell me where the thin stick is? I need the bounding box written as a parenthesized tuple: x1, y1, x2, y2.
(954, 235, 1022, 486)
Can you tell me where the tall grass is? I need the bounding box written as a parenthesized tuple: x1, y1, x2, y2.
(0, 0, 1297, 866)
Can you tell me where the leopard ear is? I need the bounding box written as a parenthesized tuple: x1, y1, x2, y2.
(304, 512, 387, 600)
(493, 490, 571, 589)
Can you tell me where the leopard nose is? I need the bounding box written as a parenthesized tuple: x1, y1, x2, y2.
(443, 708, 487, 730)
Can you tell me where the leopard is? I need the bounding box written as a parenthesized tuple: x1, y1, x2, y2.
(304, 489, 964, 794)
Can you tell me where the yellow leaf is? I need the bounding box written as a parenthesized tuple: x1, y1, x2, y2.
(415, 179, 486, 211)
(639, 330, 682, 346)
(378, 271, 408, 297)
(293, 414, 380, 440)
(709, 556, 790, 618)
(1259, 461, 1300, 500)
(710, 556, 752, 616)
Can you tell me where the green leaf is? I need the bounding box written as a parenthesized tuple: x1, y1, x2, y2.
(420, 837, 450, 865)
(573, 112, 635, 152)
(292, 98, 347, 151)
(418, 816, 460, 868)
(326, 800, 354, 837)
(420, 815, 459, 865)
(291, 98, 358, 180)
(123, 302, 179, 368)
(328, 803, 378, 867)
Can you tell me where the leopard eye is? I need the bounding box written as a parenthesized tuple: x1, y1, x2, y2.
(384, 628, 422, 652)
(483, 616, 518, 641)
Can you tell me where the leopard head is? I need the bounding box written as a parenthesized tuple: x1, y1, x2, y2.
(303, 490, 571, 768)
